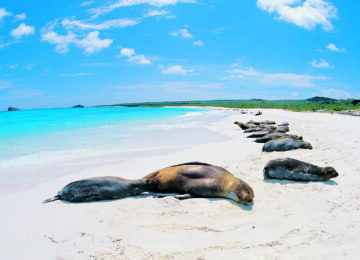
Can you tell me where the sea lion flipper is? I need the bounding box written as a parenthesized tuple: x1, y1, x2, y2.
(42, 195, 60, 203)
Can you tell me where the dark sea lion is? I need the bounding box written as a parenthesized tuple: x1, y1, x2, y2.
(255, 111, 262, 116)
(263, 158, 339, 181)
(142, 162, 254, 205)
(262, 138, 312, 152)
(275, 126, 290, 133)
(43, 177, 156, 203)
(247, 131, 274, 138)
(243, 125, 276, 133)
(247, 120, 276, 125)
(278, 122, 289, 127)
(255, 133, 302, 143)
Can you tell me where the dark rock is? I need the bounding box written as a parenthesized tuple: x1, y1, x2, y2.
(72, 104, 84, 108)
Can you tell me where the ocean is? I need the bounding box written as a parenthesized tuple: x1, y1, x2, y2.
(0, 106, 232, 194)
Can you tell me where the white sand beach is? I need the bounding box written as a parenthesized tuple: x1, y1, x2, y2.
(1, 109, 360, 259)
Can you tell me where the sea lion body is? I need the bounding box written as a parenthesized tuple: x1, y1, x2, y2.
(263, 158, 339, 181)
(44, 177, 155, 203)
(247, 131, 274, 138)
(262, 139, 312, 152)
(255, 133, 302, 143)
(142, 162, 254, 204)
(275, 126, 289, 133)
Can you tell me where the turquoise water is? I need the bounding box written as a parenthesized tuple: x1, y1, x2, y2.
(0, 107, 206, 141)
(0, 106, 234, 194)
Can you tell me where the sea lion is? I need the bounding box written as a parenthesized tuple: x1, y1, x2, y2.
(247, 131, 274, 138)
(278, 122, 289, 127)
(255, 111, 262, 116)
(142, 162, 254, 205)
(275, 126, 290, 133)
(243, 125, 276, 133)
(247, 120, 276, 125)
(255, 133, 302, 143)
(43, 177, 156, 203)
(234, 121, 257, 130)
(262, 138, 312, 152)
(263, 158, 339, 181)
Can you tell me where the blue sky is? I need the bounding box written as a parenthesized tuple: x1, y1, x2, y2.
(0, 0, 359, 109)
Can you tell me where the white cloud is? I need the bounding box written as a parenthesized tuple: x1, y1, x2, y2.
(170, 28, 192, 38)
(326, 43, 347, 53)
(62, 18, 138, 30)
(320, 88, 351, 99)
(60, 72, 92, 76)
(14, 13, 26, 21)
(119, 48, 151, 65)
(193, 40, 204, 46)
(312, 59, 332, 68)
(257, 0, 337, 30)
(0, 8, 11, 21)
(263, 73, 330, 87)
(0, 40, 18, 49)
(144, 9, 170, 17)
(88, 0, 196, 16)
(223, 63, 330, 87)
(222, 67, 261, 80)
(120, 48, 136, 57)
(41, 30, 77, 54)
(81, 1, 94, 7)
(76, 31, 113, 54)
(10, 23, 35, 38)
(161, 65, 194, 75)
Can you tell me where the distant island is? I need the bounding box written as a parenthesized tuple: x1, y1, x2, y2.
(97, 97, 360, 113)
(8, 107, 20, 111)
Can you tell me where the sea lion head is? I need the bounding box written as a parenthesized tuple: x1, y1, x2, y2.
(232, 180, 254, 204)
(319, 166, 339, 180)
(303, 141, 313, 150)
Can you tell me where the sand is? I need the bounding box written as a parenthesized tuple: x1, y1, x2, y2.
(1, 109, 360, 259)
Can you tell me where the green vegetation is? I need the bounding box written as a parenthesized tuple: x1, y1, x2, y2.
(102, 97, 360, 112)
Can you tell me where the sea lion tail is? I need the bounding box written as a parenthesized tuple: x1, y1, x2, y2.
(42, 195, 60, 203)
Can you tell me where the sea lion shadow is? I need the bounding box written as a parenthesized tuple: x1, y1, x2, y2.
(263, 179, 338, 186)
(136, 193, 254, 210)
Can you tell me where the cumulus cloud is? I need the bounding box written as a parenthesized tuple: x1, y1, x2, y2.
(41, 30, 77, 54)
(312, 59, 332, 68)
(88, 0, 196, 16)
(326, 43, 347, 53)
(62, 18, 138, 30)
(13, 13, 26, 21)
(170, 28, 192, 38)
(0, 8, 12, 21)
(257, 0, 337, 30)
(193, 40, 204, 46)
(10, 23, 35, 38)
(76, 31, 113, 54)
(161, 65, 194, 75)
(119, 48, 151, 65)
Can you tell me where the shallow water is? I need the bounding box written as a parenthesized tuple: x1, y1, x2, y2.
(0, 107, 234, 194)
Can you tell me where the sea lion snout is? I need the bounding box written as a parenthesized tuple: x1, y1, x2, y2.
(234, 183, 254, 204)
(321, 166, 339, 180)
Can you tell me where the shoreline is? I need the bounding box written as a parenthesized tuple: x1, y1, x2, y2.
(1, 109, 359, 259)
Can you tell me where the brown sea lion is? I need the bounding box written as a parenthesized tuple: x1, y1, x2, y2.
(264, 158, 339, 181)
(262, 138, 312, 152)
(255, 133, 302, 143)
(234, 121, 257, 130)
(142, 162, 254, 205)
(43, 177, 157, 203)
